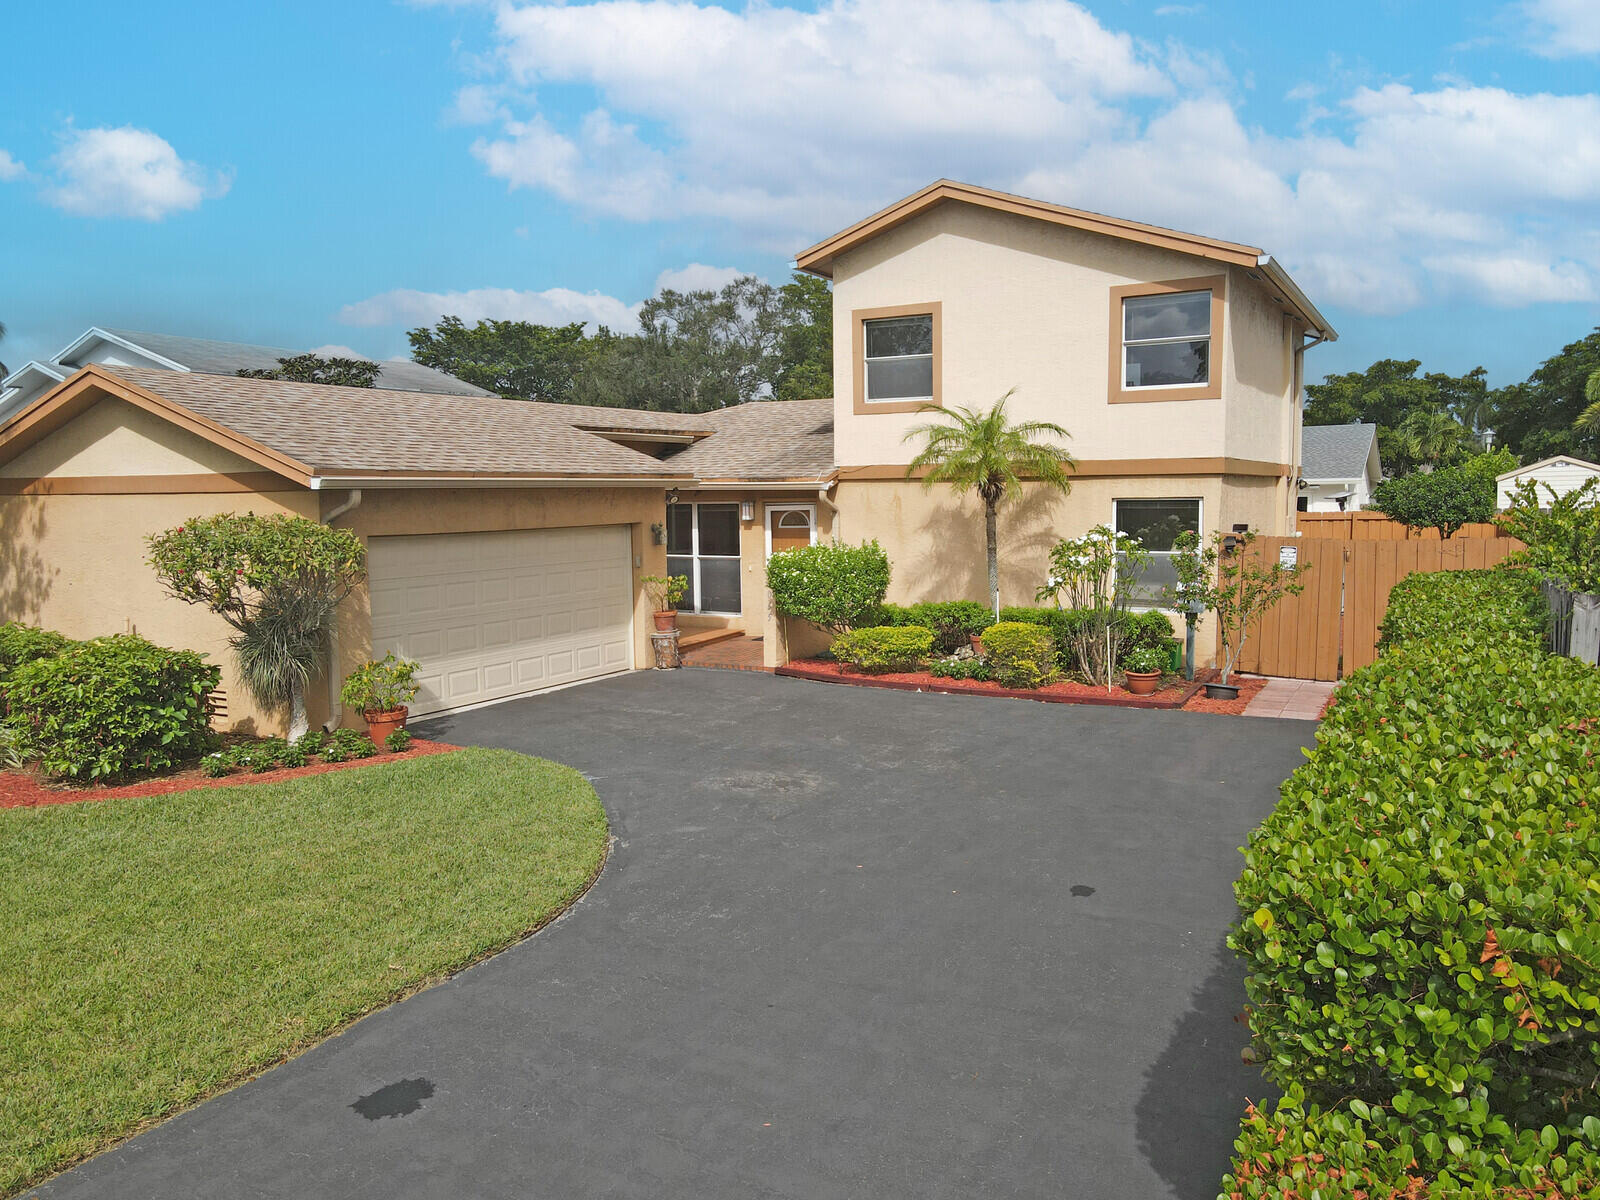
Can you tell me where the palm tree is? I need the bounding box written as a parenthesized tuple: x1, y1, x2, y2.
(1395, 407, 1470, 472)
(1572, 368, 1600, 434)
(904, 391, 1075, 620)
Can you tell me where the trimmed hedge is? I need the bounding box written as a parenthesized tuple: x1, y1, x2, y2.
(979, 622, 1057, 689)
(1376, 568, 1546, 654)
(0, 623, 75, 686)
(1224, 571, 1600, 1196)
(5, 635, 220, 780)
(871, 600, 991, 655)
(832, 625, 933, 673)
(767, 541, 891, 633)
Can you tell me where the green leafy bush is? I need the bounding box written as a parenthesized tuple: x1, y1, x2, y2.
(831, 625, 934, 673)
(1119, 644, 1167, 675)
(202, 749, 233, 778)
(1376, 568, 1545, 653)
(4, 635, 220, 780)
(979, 622, 1057, 689)
(0, 623, 74, 688)
(1503, 476, 1600, 594)
(384, 728, 413, 753)
(1371, 463, 1496, 539)
(293, 729, 327, 756)
(876, 600, 992, 654)
(928, 657, 991, 681)
(1224, 576, 1600, 1195)
(766, 541, 892, 633)
(324, 728, 375, 762)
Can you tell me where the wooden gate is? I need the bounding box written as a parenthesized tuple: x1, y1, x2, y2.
(1233, 536, 1521, 680)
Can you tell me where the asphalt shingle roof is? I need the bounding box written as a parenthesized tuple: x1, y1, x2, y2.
(99, 329, 495, 398)
(1301, 422, 1378, 480)
(102, 366, 836, 483)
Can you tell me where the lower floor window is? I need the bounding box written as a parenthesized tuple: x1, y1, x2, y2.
(1114, 498, 1201, 603)
(666, 502, 742, 614)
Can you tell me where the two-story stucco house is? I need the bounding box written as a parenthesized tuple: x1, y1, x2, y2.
(797, 180, 1334, 614)
(0, 181, 1332, 731)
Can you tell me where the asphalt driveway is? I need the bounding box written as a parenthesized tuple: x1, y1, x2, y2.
(36, 670, 1313, 1200)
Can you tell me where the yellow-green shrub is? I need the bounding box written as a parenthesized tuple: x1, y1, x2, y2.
(979, 622, 1056, 689)
(831, 625, 933, 673)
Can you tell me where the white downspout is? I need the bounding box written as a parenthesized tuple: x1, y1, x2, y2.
(321, 488, 362, 731)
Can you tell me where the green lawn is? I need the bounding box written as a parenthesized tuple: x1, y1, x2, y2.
(0, 748, 608, 1195)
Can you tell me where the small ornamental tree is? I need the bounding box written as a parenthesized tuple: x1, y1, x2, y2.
(1167, 530, 1306, 684)
(765, 541, 891, 634)
(147, 514, 367, 740)
(1370, 463, 1495, 540)
(1034, 526, 1150, 687)
(1502, 476, 1600, 593)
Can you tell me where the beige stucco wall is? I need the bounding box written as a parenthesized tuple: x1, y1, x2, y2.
(0, 397, 264, 478)
(827, 201, 1300, 476)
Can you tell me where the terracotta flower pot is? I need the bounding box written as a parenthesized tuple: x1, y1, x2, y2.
(364, 706, 409, 749)
(1123, 670, 1161, 696)
(652, 609, 679, 632)
(970, 634, 984, 655)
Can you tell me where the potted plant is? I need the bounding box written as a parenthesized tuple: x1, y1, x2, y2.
(340, 652, 421, 748)
(642, 574, 690, 632)
(1120, 644, 1167, 695)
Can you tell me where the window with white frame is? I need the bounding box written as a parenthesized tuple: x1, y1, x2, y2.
(1114, 498, 1201, 603)
(666, 502, 741, 614)
(863, 314, 934, 403)
(1121, 290, 1212, 389)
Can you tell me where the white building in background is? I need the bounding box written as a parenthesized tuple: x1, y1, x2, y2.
(1299, 422, 1382, 512)
(1496, 455, 1600, 510)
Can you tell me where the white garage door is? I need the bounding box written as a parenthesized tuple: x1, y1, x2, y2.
(368, 526, 634, 717)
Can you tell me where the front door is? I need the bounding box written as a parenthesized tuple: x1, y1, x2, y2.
(768, 506, 816, 555)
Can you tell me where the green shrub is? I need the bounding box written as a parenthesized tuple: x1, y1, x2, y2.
(831, 625, 934, 673)
(898, 601, 991, 654)
(1376, 568, 1545, 653)
(1118, 610, 1176, 663)
(1226, 630, 1600, 1195)
(293, 729, 327, 757)
(4, 635, 220, 780)
(1119, 644, 1167, 675)
(766, 541, 892, 633)
(384, 728, 413, 753)
(201, 749, 233, 778)
(928, 657, 991, 681)
(326, 728, 375, 761)
(340, 653, 421, 715)
(0, 623, 74, 688)
(979, 622, 1057, 689)
(1372, 463, 1497, 540)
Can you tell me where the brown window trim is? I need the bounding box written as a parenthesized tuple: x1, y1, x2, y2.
(1108, 274, 1226, 404)
(852, 302, 942, 415)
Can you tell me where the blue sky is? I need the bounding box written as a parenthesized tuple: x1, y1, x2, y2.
(2, 0, 1598, 388)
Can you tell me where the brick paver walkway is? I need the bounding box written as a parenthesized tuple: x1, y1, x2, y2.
(680, 633, 769, 672)
(1240, 676, 1337, 720)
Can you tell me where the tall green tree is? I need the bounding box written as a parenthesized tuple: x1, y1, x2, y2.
(772, 273, 832, 402)
(407, 317, 589, 403)
(1304, 359, 1487, 474)
(1570, 367, 1600, 437)
(1490, 327, 1600, 462)
(903, 392, 1076, 620)
(237, 354, 380, 387)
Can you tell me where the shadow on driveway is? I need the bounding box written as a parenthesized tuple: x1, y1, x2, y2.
(38, 670, 1309, 1200)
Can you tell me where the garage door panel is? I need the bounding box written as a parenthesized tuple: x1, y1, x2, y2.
(368, 526, 633, 717)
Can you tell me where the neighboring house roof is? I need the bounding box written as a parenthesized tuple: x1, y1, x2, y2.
(1301, 423, 1380, 482)
(0, 326, 491, 422)
(89, 328, 494, 397)
(1496, 455, 1600, 481)
(0, 365, 837, 489)
(795, 179, 1336, 340)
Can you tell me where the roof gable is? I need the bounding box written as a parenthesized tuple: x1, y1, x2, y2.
(1301, 423, 1379, 481)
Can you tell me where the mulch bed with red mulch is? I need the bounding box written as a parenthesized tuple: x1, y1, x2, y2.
(775, 658, 1227, 710)
(1178, 674, 1269, 715)
(0, 739, 460, 810)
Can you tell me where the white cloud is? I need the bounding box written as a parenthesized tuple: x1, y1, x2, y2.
(1521, 0, 1600, 57)
(44, 126, 229, 220)
(653, 263, 744, 294)
(0, 150, 25, 182)
(338, 285, 642, 331)
(447, 0, 1600, 315)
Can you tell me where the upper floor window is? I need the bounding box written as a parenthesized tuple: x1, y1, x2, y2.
(853, 302, 942, 414)
(1123, 290, 1211, 388)
(1108, 276, 1225, 404)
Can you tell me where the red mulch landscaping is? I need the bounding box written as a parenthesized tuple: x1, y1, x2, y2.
(776, 658, 1212, 710)
(0, 739, 461, 810)
(1179, 674, 1268, 715)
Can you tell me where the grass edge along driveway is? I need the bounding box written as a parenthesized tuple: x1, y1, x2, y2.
(0, 748, 609, 1196)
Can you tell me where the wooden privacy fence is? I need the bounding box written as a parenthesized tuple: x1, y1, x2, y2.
(1296, 511, 1510, 540)
(1233, 536, 1522, 681)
